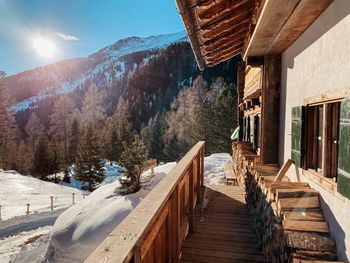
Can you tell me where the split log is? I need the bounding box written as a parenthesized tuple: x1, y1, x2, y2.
(276, 188, 319, 200)
(293, 250, 338, 261)
(278, 196, 320, 210)
(283, 211, 325, 222)
(284, 230, 336, 252)
(283, 220, 329, 233)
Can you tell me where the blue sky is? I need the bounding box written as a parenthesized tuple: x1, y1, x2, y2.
(0, 0, 184, 75)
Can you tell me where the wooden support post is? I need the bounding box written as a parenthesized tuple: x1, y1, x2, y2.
(189, 163, 194, 234)
(196, 154, 201, 203)
(261, 55, 281, 164)
(200, 147, 204, 188)
(237, 61, 245, 141)
(50, 196, 54, 211)
(171, 186, 180, 263)
(26, 203, 30, 215)
(133, 242, 142, 263)
(72, 193, 75, 205)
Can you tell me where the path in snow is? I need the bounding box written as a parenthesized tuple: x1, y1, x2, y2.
(0, 226, 51, 263)
(0, 208, 66, 238)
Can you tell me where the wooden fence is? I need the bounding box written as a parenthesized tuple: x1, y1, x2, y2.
(85, 141, 205, 263)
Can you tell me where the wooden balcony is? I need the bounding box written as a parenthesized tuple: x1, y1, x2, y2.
(85, 141, 264, 263)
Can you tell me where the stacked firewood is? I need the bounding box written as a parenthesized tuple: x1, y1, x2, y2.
(232, 142, 341, 263)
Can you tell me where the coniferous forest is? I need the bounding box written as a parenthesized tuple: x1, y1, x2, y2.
(0, 41, 238, 190)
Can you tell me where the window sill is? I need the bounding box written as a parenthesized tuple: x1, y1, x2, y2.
(301, 169, 346, 201)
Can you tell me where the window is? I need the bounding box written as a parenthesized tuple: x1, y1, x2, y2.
(305, 102, 340, 179)
(292, 91, 350, 199)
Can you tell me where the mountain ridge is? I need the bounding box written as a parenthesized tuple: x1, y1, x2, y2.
(8, 31, 188, 112)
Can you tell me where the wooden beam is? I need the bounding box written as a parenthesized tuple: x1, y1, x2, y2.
(196, 1, 252, 29)
(244, 0, 334, 57)
(238, 61, 246, 141)
(195, 0, 251, 20)
(204, 42, 244, 59)
(246, 56, 264, 66)
(206, 46, 243, 65)
(266, 0, 334, 54)
(274, 159, 294, 182)
(202, 32, 246, 53)
(260, 55, 280, 164)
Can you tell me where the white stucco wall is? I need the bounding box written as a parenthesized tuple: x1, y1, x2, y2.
(279, 0, 350, 261)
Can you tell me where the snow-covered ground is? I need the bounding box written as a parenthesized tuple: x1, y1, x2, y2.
(0, 153, 231, 263)
(204, 153, 232, 185)
(0, 171, 84, 221)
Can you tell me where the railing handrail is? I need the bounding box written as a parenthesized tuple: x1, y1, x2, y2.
(85, 141, 205, 263)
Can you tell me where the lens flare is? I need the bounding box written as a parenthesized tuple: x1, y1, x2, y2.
(33, 37, 56, 58)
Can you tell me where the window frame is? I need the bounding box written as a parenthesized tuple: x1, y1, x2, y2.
(305, 101, 340, 179)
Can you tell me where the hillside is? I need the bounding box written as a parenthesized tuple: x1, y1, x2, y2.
(7, 31, 237, 132)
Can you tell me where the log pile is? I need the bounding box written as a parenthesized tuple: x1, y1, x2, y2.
(232, 142, 341, 263)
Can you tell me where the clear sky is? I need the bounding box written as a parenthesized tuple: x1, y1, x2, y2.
(0, 0, 185, 75)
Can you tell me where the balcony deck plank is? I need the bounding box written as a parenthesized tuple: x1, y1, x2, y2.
(180, 185, 265, 263)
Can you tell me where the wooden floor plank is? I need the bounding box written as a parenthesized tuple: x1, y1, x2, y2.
(180, 185, 265, 263)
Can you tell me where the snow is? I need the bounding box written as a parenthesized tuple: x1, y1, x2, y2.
(0, 153, 230, 263)
(45, 162, 176, 263)
(204, 153, 232, 185)
(0, 226, 51, 263)
(0, 172, 84, 221)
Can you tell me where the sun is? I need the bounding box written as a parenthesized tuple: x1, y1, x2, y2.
(33, 37, 56, 58)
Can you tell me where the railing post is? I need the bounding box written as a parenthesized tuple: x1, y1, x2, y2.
(200, 146, 204, 188)
(189, 163, 194, 234)
(196, 153, 201, 203)
(50, 196, 54, 211)
(171, 186, 180, 263)
(133, 243, 141, 263)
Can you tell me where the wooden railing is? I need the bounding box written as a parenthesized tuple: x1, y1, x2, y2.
(85, 141, 205, 263)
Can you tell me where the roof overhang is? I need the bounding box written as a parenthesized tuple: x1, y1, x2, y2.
(244, 0, 334, 59)
(175, 0, 255, 70)
(176, 0, 334, 70)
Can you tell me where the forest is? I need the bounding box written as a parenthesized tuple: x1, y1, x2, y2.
(0, 42, 238, 192)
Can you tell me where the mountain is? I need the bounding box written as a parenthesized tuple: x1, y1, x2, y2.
(7, 32, 188, 112)
(7, 31, 238, 133)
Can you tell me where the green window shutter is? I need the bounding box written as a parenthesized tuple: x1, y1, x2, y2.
(250, 116, 255, 149)
(337, 98, 350, 199)
(291, 106, 305, 167)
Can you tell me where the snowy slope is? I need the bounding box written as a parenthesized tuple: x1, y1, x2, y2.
(45, 153, 232, 263)
(0, 171, 84, 221)
(9, 32, 188, 112)
(0, 154, 231, 263)
(45, 162, 177, 263)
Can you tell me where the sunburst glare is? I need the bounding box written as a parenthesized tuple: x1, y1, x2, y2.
(33, 37, 56, 58)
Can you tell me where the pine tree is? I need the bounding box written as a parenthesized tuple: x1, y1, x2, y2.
(48, 138, 61, 182)
(150, 112, 166, 162)
(25, 112, 44, 151)
(50, 95, 77, 167)
(119, 135, 148, 194)
(32, 136, 51, 180)
(105, 97, 133, 162)
(68, 119, 80, 164)
(75, 123, 105, 191)
(81, 83, 105, 128)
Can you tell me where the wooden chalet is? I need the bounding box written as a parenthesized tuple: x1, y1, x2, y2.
(85, 0, 350, 262)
